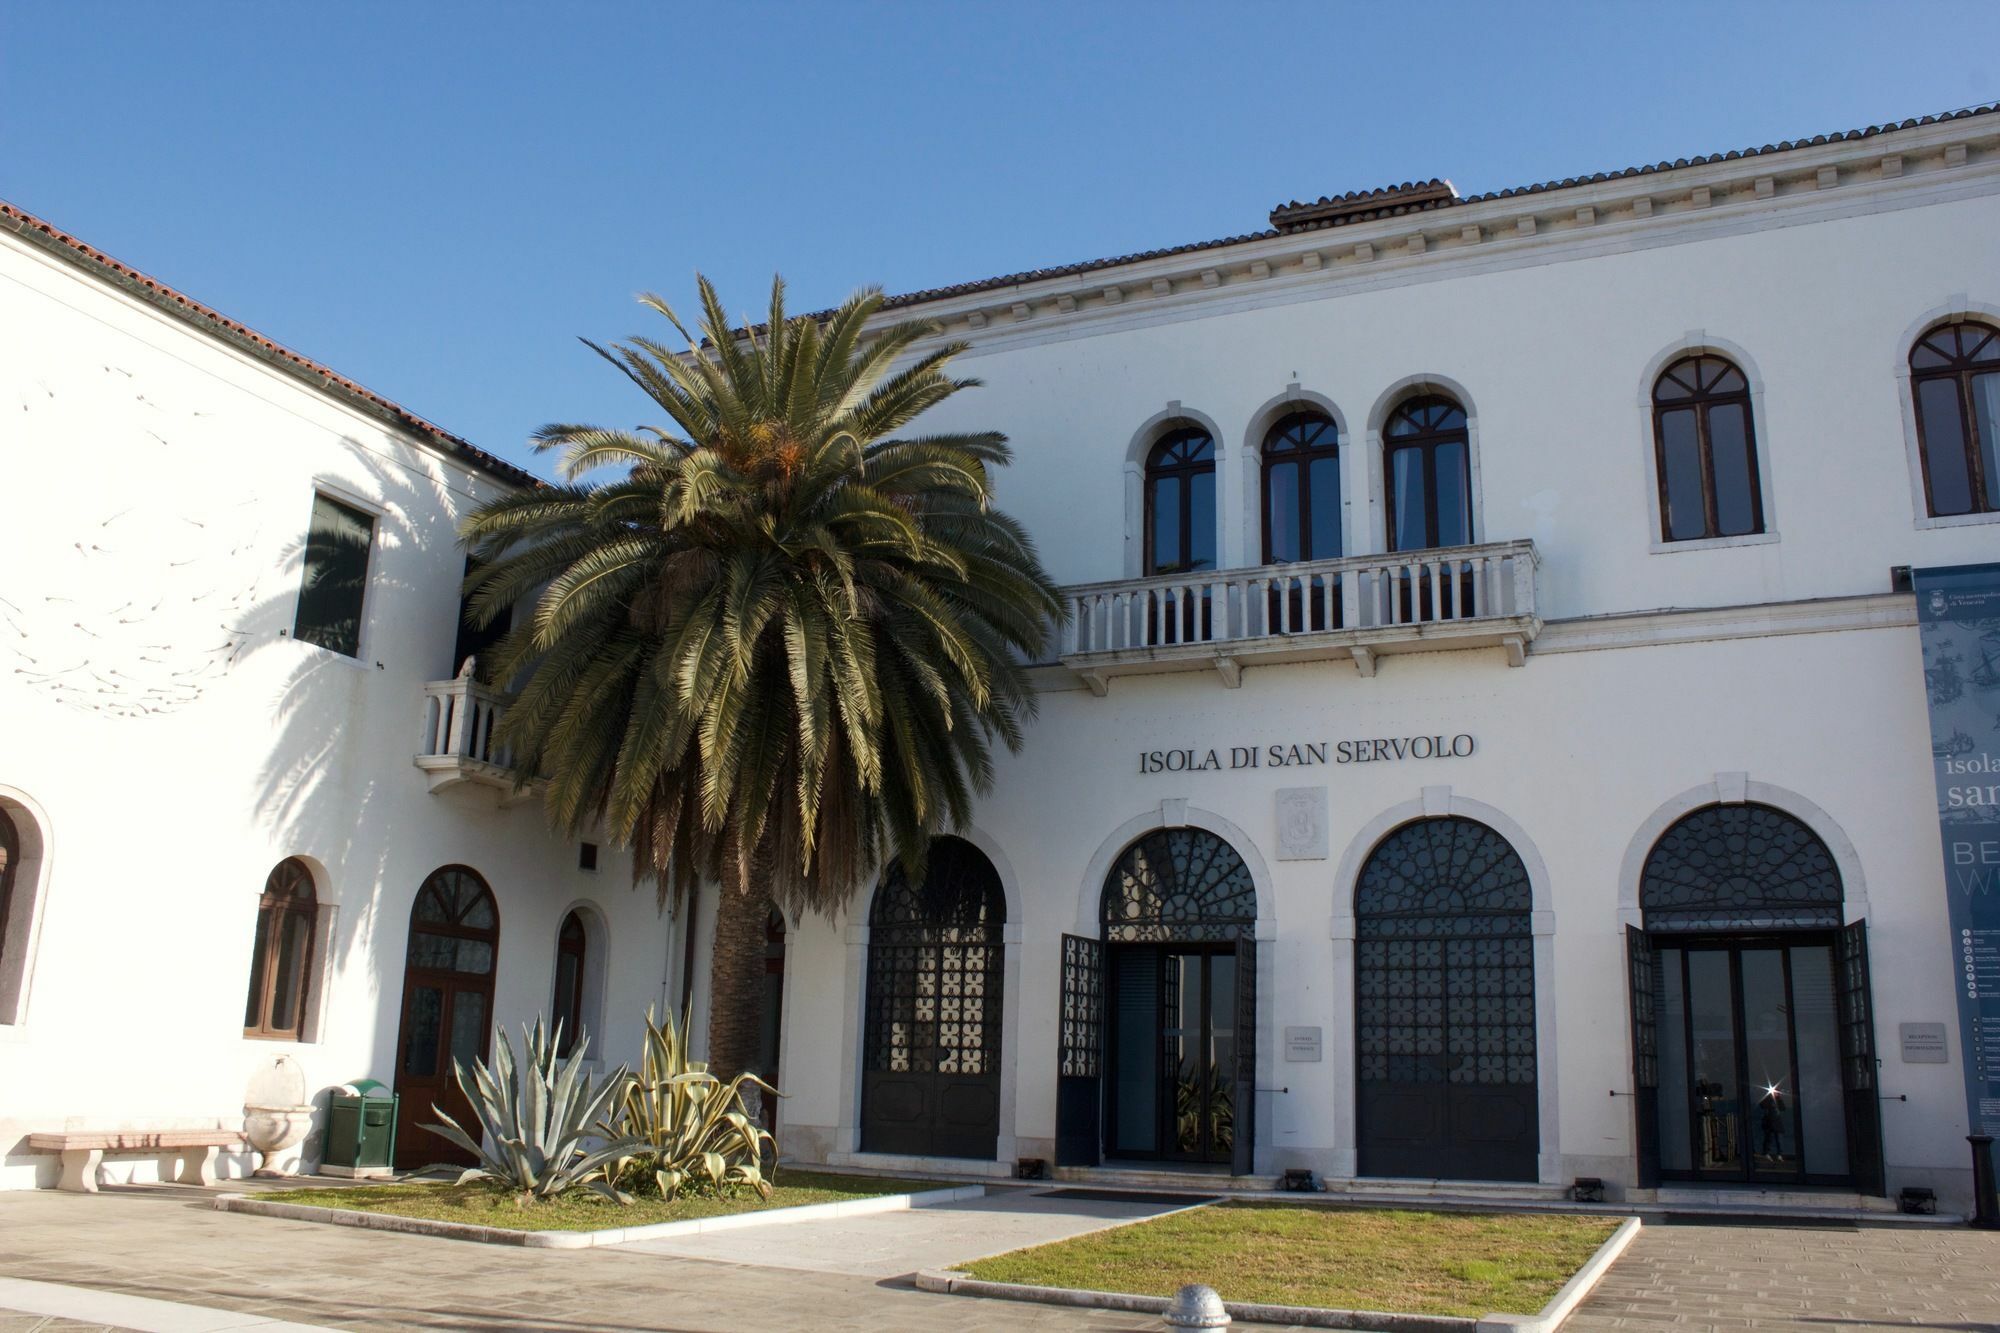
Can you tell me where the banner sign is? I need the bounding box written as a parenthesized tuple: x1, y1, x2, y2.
(1913, 563, 2000, 1138)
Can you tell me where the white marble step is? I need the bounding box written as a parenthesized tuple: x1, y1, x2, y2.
(1649, 1185, 1901, 1214)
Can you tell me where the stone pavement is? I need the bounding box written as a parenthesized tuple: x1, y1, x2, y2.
(0, 1186, 1176, 1332)
(2, 1185, 1998, 1331)
(1564, 1219, 2000, 1331)
(612, 1186, 1199, 1276)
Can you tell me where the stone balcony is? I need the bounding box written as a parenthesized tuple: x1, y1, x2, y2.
(1057, 539, 1542, 692)
(414, 668, 535, 799)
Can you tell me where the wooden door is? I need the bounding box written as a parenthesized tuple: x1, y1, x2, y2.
(392, 867, 499, 1170)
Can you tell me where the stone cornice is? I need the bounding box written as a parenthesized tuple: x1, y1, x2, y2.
(903, 117, 2000, 358)
(1024, 591, 1915, 691)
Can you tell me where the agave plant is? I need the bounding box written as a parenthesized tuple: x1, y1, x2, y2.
(426, 1019, 641, 1203)
(608, 1007, 778, 1200)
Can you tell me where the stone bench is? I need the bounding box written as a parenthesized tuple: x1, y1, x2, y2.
(26, 1130, 242, 1193)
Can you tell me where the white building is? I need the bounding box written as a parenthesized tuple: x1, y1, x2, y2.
(4, 104, 1999, 1210)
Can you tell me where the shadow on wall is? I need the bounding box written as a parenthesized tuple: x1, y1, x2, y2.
(237, 443, 471, 982)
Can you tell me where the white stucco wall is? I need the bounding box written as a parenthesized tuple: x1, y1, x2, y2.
(0, 229, 685, 1188)
(775, 135, 2000, 1209)
(780, 623, 1972, 1202)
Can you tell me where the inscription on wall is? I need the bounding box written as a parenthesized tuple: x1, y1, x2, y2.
(1138, 734, 1477, 774)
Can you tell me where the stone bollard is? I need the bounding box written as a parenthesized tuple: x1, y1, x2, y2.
(1164, 1283, 1229, 1329)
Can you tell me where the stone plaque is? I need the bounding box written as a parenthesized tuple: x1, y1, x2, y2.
(1284, 1026, 1322, 1062)
(1900, 1022, 1949, 1064)
(1275, 786, 1328, 860)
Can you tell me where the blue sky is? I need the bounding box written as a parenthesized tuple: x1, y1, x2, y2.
(5, 2, 1997, 478)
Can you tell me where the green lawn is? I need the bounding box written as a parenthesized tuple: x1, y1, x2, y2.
(260, 1169, 944, 1232)
(956, 1202, 1617, 1318)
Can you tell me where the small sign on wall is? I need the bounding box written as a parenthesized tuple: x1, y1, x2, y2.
(1900, 1022, 1949, 1064)
(1284, 1026, 1322, 1062)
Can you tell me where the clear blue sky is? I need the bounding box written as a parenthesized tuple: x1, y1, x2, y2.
(6, 2, 1997, 478)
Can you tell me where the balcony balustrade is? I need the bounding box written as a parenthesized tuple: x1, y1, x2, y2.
(1058, 539, 1541, 692)
(415, 666, 533, 798)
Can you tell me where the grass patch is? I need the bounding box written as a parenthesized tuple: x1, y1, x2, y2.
(956, 1202, 1617, 1318)
(259, 1169, 945, 1233)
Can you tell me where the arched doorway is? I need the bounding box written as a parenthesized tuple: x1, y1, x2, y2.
(860, 837, 1005, 1159)
(1629, 803, 1881, 1192)
(1098, 828, 1258, 1170)
(393, 866, 499, 1169)
(1355, 817, 1538, 1182)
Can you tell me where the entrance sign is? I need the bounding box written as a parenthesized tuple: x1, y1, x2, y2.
(1900, 1022, 1949, 1064)
(1139, 733, 1476, 774)
(1913, 564, 2000, 1139)
(1284, 1026, 1322, 1062)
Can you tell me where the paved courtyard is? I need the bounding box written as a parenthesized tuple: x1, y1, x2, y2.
(0, 1185, 1996, 1331)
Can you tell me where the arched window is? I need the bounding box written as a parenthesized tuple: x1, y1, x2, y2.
(244, 859, 317, 1040)
(0, 810, 18, 980)
(1652, 355, 1763, 541)
(1262, 411, 1341, 564)
(1641, 803, 1842, 932)
(1909, 320, 2000, 517)
(1101, 828, 1257, 942)
(551, 910, 587, 1055)
(1145, 428, 1218, 575)
(1384, 396, 1472, 551)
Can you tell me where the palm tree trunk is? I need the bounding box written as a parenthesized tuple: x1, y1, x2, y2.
(705, 882, 772, 1082)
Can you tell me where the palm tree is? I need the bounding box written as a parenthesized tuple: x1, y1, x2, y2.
(460, 277, 1061, 1077)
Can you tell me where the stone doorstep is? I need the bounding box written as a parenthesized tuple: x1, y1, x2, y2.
(917, 1214, 1644, 1333)
(212, 1182, 985, 1250)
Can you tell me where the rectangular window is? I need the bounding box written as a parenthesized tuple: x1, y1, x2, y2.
(294, 494, 375, 658)
(451, 556, 511, 680)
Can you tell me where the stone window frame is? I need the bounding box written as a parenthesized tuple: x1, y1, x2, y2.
(1635, 334, 1781, 555)
(1894, 299, 2000, 531)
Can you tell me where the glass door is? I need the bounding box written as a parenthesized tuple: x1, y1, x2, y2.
(1106, 945, 1236, 1164)
(1656, 938, 1849, 1185)
(1162, 949, 1235, 1164)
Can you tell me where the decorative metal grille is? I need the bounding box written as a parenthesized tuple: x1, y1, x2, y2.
(1640, 803, 1842, 932)
(1356, 818, 1535, 1086)
(863, 837, 1005, 1076)
(1059, 934, 1104, 1079)
(1837, 920, 1876, 1092)
(1626, 926, 1657, 1091)
(1101, 828, 1257, 942)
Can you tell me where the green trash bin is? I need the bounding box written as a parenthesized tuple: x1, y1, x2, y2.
(324, 1079, 398, 1178)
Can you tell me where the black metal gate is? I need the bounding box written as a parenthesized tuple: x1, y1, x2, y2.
(1626, 925, 1661, 1189)
(860, 838, 1005, 1160)
(1056, 933, 1105, 1166)
(1355, 817, 1539, 1182)
(1836, 920, 1886, 1197)
(1232, 934, 1257, 1177)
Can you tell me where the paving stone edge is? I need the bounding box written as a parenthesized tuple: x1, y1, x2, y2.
(213, 1183, 985, 1249)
